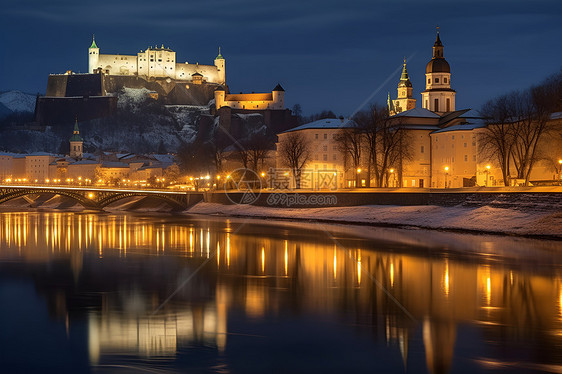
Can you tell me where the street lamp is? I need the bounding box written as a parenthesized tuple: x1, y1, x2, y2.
(444, 166, 449, 188)
(390, 168, 395, 187)
(485, 165, 491, 187)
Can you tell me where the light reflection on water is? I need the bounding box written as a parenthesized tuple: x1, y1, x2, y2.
(0, 211, 561, 374)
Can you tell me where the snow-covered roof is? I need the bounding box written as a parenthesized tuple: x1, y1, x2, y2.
(432, 122, 486, 133)
(71, 159, 99, 165)
(101, 161, 129, 168)
(551, 112, 562, 120)
(392, 108, 440, 118)
(281, 118, 357, 133)
(152, 154, 175, 165)
(400, 125, 440, 131)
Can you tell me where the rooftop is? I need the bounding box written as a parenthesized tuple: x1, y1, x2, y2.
(281, 118, 357, 133)
(392, 107, 441, 119)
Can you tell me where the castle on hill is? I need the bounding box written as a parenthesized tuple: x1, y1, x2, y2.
(88, 36, 225, 85)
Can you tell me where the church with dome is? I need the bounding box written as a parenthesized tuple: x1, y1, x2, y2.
(389, 27, 456, 116)
(384, 29, 487, 188)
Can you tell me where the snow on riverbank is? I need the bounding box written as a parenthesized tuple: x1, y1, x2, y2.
(187, 203, 562, 238)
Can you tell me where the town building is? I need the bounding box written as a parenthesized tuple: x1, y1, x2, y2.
(276, 29, 561, 189)
(275, 118, 357, 189)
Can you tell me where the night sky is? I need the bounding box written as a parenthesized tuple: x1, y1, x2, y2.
(1, 0, 561, 116)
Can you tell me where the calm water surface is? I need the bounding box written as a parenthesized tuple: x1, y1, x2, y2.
(0, 211, 561, 374)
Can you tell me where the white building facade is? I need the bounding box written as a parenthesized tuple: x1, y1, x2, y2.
(88, 37, 225, 85)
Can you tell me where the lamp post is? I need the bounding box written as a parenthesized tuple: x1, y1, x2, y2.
(444, 166, 449, 188)
(356, 168, 361, 188)
(485, 165, 491, 187)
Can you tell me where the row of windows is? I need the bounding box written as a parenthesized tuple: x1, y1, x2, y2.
(314, 154, 338, 161)
(428, 77, 449, 84)
(314, 133, 336, 140)
(441, 155, 477, 163)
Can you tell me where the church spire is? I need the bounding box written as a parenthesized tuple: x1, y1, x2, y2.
(399, 57, 412, 88)
(215, 46, 224, 60)
(90, 34, 98, 49)
(387, 92, 394, 113)
(432, 26, 444, 58)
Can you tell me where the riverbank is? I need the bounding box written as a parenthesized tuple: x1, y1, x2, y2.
(187, 202, 562, 239)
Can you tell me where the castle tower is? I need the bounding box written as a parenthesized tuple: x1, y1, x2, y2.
(214, 86, 226, 110)
(421, 27, 456, 113)
(214, 47, 226, 85)
(69, 119, 84, 159)
(272, 83, 285, 110)
(88, 35, 99, 74)
(393, 58, 416, 114)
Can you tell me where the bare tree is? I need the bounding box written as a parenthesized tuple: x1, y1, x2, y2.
(356, 105, 412, 187)
(335, 124, 363, 187)
(478, 93, 516, 186)
(278, 131, 311, 189)
(479, 75, 560, 186)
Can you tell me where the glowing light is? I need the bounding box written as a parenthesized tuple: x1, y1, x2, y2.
(261, 247, 265, 273)
(357, 250, 361, 286)
(284, 240, 288, 276)
(390, 168, 394, 173)
(390, 262, 394, 288)
(88, 193, 94, 199)
(333, 246, 337, 280)
(443, 259, 450, 297)
(260, 172, 265, 177)
(444, 166, 449, 172)
(486, 165, 491, 170)
(357, 168, 361, 173)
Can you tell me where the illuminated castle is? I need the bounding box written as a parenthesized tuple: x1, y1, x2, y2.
(88, 36, 225, 85)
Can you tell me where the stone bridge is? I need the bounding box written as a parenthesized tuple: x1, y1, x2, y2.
(0, 185, 204, 211)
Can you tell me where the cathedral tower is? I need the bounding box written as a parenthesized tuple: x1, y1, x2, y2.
(393, 58, 416, 114)
(421, 28, 456, 113)
(69, 120, 84, 159)
(88, 35, 99, 74)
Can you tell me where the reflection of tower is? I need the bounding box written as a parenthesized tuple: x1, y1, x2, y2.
(421, 27, 456, 113)
(423, 317, 457, 374)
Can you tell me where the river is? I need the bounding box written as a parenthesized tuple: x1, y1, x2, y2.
(0, 211, 561, 373)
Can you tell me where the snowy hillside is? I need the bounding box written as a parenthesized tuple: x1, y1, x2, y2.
(0, 91, 36, 113)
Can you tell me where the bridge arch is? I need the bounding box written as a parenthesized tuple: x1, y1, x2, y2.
(0, 188, 99, 209)
(97, 192, 186, 211)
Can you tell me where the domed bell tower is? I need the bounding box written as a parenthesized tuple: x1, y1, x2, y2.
(421, 27, 456, 113)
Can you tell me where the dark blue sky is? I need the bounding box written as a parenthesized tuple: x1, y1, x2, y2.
(1, 0, 561, 116)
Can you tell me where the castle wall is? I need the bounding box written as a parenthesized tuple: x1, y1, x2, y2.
(175, 63, 220, 83)
(35, 96, 117, 126)
(97, 54, 138, 76)
(46, 75, 69, 97)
